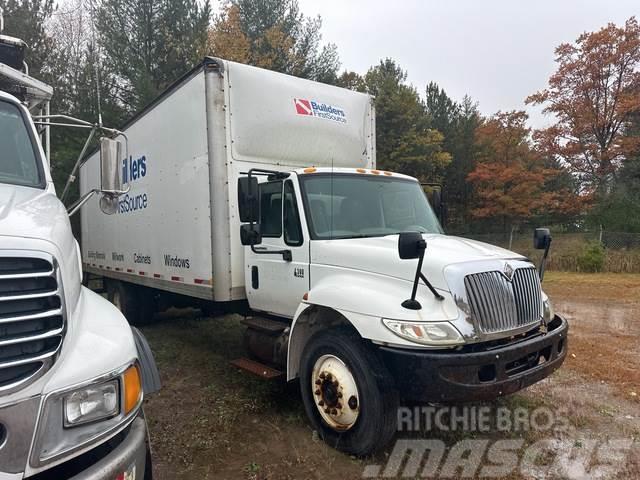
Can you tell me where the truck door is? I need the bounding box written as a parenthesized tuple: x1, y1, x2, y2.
(245, 178, 309, 317)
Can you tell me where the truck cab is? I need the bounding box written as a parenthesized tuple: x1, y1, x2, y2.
(237, 166, 568, 455)
(0, 19, 158, 479)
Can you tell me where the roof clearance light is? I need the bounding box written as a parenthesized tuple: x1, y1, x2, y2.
(371, 170, 381, 175)
(303, 167, 317, 173)
(384, 171, 393, 176)
(356, 168, 366, 173)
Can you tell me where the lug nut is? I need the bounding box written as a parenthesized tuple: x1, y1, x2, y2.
(333, 380, 339, 388)
(319, 373, 326, 379)
(324, 408, 330, 414)
(326, 373, 332, 380)
(337, 403, 342, 409)
(337, 392, 343, 399)
(331, 408, 338, 415)
(315, 379, 322, 385)
(315, 389, 321, 396)
(318, 400, 324, 406)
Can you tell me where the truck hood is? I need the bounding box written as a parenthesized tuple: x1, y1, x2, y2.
(0, 183, 70, 241)
(310, 233, 526, 291)
(0, 182, 81, 309)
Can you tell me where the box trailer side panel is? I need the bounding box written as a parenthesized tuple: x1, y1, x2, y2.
(221, 61, 376, 294)
(80, 70, 215, 299)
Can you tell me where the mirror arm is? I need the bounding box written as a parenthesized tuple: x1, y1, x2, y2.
(61, 126, 97, 203)
(66, 189, 97, 217)
(538, 236, 552, 281)
(419, 273, 444, 301)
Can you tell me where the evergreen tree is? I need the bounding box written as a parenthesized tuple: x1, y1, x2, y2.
(0, 0, 54, 78)
(364, 59, 450, 182)
(424, 83, 480, 229)
(97, 0, 211, 112)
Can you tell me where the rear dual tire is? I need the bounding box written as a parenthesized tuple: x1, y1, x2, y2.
(106, 280, 156, 326)
(299, 327, 399, 456)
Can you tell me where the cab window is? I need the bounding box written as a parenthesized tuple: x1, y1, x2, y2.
(284, 180, 303, 246)
(259, 180, 282, 237)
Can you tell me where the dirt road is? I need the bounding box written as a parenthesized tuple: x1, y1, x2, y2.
(141, 273, 640, 479)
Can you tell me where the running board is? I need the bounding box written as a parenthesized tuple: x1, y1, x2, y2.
(230, 357, 283, 379)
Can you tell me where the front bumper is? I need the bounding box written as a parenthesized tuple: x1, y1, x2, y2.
(68, 416, 149, 480)
(379, 314, 568, 403)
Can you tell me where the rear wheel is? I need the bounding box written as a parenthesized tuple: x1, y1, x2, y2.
(106, 280, 156, 326)
(299, 327, 399, 456)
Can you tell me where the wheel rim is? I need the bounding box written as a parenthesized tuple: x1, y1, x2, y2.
(311, 354, 360, 431)
(111, 289, 123, 312)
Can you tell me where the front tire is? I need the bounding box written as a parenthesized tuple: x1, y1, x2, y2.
(299, 327, 399, 456)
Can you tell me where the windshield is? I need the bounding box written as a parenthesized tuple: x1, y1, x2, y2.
(0, 100, 43, 188)
(299, 174, 443, 240)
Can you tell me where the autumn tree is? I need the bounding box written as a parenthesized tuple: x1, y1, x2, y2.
(208, 0, 339, 83)
(468, 111, 580, 242)
(527, 17, 640, 193)
(364, 60, 451, 182)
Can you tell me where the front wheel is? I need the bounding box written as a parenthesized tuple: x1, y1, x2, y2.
(299, 328, 399, 456)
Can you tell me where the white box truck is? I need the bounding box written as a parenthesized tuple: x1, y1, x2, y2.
(80, 57, 568, 455)
(0, 10, 158, 479)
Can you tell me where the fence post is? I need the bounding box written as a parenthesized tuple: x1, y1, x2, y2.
(599, 225, 603, 244)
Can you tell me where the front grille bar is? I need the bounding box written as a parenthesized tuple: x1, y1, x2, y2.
(465, 267, 541, 335)
(0, 253, 65, 393)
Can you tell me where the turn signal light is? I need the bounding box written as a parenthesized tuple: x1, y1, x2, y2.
(303, 167, 317, 173)
(123, 365, 142, 415)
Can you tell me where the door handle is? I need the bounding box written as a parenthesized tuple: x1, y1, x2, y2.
(253, 246, 268, 251)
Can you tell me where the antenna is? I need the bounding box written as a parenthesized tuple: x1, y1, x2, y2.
(88, 0, 103, 127)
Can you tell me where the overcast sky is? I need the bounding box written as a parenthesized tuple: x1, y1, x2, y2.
(286, 0, 638, 128)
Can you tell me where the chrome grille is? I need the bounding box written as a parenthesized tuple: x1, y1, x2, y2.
(0, 254, 64, 392)
(464, 267, 542, 334)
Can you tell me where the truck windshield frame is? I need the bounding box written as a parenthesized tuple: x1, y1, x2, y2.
(298, 173, 444, 240)
(0, 99, 45, 189)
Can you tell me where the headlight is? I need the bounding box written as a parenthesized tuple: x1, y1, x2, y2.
(31, 364, 142, 467)
(64, 380, 119, 427)
(382, 319, 464, 346)
(542, 294, 554, 323)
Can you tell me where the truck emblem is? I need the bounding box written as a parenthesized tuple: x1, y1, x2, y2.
(503, 263, 515, 281)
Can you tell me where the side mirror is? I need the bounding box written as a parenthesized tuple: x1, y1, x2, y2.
(240, 224, 262, 246)
(238, 177, 259, 223)
(98, 138, 123, 215)
(534, 228, 551, 250)
(398, 232, 426, 259)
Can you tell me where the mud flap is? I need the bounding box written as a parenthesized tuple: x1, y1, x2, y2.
(131, 327, 162, 394)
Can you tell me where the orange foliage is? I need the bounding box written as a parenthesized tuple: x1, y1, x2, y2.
(527, 17, 640, 191)
(467, 111, 582, 227)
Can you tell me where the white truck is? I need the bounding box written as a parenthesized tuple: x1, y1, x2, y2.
(0, 11, 158, 479)
(81, 58, 568, 455)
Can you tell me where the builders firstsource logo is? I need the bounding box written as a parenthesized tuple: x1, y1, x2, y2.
(294, 98, 347, 124)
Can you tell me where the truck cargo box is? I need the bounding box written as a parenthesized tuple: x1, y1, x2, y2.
(80, 58, 376, 302)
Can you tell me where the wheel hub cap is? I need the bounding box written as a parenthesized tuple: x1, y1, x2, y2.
(311, 354, 360, 431)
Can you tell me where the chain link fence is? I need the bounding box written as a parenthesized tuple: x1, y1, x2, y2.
(453, 230, 640, 273)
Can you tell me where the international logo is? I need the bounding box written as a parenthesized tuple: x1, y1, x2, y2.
(293, 98, 347, 124)
(503, 262, 515, 281)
